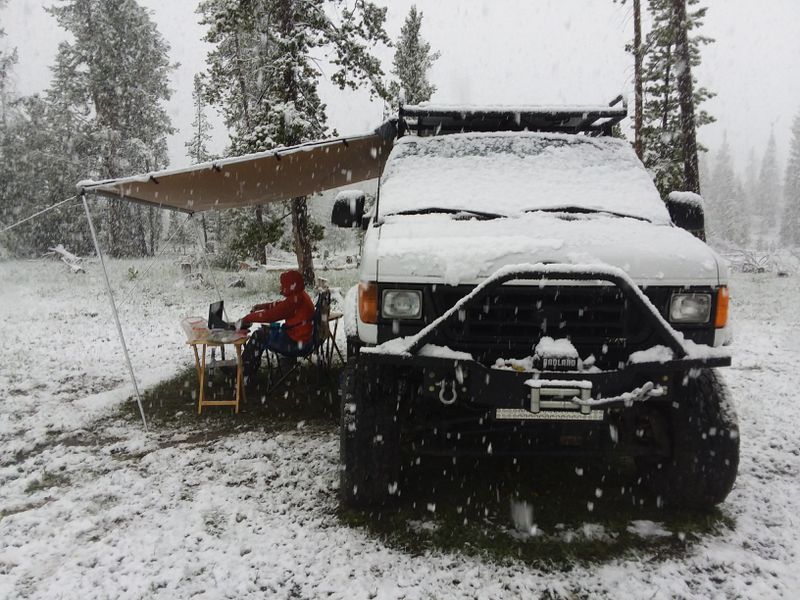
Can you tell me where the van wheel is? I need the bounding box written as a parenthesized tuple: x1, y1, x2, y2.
(339, 362, 401, 507)
(637, 369, 739, 509)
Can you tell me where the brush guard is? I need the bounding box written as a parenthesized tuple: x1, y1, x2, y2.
(361, 265, 730, 416)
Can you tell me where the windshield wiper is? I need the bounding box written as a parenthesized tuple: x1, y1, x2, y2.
(526, 206, 650, 222)
(390, 207, 506, 220)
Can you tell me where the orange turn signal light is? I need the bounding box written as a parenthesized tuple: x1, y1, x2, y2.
(715, 286, 729, 328)
(358, 281, 379, 324)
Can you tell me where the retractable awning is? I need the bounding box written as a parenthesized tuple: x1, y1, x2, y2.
(78, 122, 397, 213)
(77, 101, 627, 213)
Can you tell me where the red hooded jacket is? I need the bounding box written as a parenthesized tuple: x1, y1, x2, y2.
(241, 271, 315, 343)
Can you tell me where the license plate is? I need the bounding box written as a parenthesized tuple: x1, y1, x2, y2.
(541, 356, 578, 370)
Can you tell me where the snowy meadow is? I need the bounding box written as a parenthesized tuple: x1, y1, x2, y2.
(0, 257, 798, 599)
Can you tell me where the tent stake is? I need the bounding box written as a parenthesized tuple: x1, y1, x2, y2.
(81, 192, 149, 432)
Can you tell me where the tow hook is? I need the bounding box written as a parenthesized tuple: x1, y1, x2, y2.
(438, 379, 458, 405)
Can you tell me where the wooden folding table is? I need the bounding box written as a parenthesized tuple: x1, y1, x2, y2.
(187, 334, 249, 414)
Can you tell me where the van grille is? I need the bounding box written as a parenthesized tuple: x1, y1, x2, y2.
(431, 285, 650, 362)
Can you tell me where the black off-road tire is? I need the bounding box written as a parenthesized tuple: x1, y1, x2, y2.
(339, 362, 401, 507)
(638, 369, 739, 509)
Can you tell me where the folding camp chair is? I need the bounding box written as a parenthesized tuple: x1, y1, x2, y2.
(262, 290, 334, 394)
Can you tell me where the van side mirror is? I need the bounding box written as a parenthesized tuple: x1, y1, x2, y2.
(331, 191, 365, 228)
(666, 192, 706, 241)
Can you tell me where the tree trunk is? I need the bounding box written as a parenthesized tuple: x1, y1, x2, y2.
(277, 4, 316, 286)
(148, 207, 160, 256)
(662, 42, 672, 131)
(234, 30, 268, 263)
(633, 0, 644, 160)
(107, 199, 123, 257)
(673, 0, 700, 194)
(216, 211, 223, 252)
(201, 213, 208, 248)
(290, 196, 315, 287)
(134, 206, 148, 257)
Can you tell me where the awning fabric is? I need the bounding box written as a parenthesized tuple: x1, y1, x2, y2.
(77, 123, 396, 213)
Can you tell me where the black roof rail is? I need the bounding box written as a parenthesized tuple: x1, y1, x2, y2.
(398, 99, 627, 138)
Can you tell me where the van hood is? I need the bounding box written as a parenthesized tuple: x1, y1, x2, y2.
(375, 212, 722, 287)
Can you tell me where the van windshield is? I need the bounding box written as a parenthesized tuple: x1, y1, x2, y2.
(378, 132, 670, 224)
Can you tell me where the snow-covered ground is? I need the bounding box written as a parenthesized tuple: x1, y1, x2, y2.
(1, 258, 799, 599)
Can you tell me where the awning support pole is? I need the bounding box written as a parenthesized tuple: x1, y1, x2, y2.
(81, 192, 148, 432)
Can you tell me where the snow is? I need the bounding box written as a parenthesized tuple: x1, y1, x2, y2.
(379, 132, 671, 224)
(626, 520, 672, 538)
(343, 284, 358, 338)
(361, 340, 472, 361)
(334, 190, 365, 201)
(628, 345, 675, 364)
(493, 356, 536, 372)
(2, 260, 800, 598)
(526, 379, 593, 390)
(377, 211, 721, 286)
(667, 190, 704, 207)
(535, 336, 579, 358)
(681, 337, 732, 360)
(417, 344, 473, 361)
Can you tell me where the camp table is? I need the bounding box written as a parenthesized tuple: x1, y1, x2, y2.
(187, 331, 249, 414)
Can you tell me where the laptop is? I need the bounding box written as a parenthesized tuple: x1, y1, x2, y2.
(208, 301, 235, 330)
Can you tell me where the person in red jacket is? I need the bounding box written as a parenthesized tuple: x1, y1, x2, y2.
(239, 270, 316, 377)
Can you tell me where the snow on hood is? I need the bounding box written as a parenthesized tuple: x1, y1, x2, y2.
(379, 131, 671, 224)
(377, 212, 720, 286)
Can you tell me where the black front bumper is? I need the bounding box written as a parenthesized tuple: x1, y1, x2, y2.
(361, 350, 730, 411)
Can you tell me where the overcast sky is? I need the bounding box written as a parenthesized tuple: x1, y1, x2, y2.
(3, 0, 799, 178)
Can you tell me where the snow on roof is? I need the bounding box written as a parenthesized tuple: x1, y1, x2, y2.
(379, 132, 670, 224)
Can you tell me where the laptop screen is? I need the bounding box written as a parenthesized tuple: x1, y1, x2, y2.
(208, 301, 226, 329)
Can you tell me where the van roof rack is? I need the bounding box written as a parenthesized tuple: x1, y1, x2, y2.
(399, 97, 627, 138)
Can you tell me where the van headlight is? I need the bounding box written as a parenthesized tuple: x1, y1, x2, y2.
(669, 292, 712, 323)
(382, 290, 422, 319)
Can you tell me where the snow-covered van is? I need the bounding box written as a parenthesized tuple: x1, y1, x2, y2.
(332, 104, 738, 509)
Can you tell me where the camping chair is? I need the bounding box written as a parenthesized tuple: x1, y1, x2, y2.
(262, 290, 334, 394)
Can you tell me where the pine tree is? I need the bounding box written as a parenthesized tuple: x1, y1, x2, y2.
(198, 0, 390, 284)
(707, 134, 747, 244)
(756, 129, 781, 236)
(733, 178, 750, 246)
(184, 74, 214, 249)
(186, 75, 213, 166)
(614, 0, 644, 159)
(641, 0, 714, 197)
(698, 149, 712, 193)
(781, 111, 800, 246)
(743, 147, 759, 219)
(0, 95, 92, 256)
(387, 6, 440, 109)
(0, 0, 18, 125)
(0, 0, 18, 245)
(1, 3, 95, 257)
(47, 0, 175, 257)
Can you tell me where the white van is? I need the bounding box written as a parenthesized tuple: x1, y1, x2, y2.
(332, 104, 738, 510)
